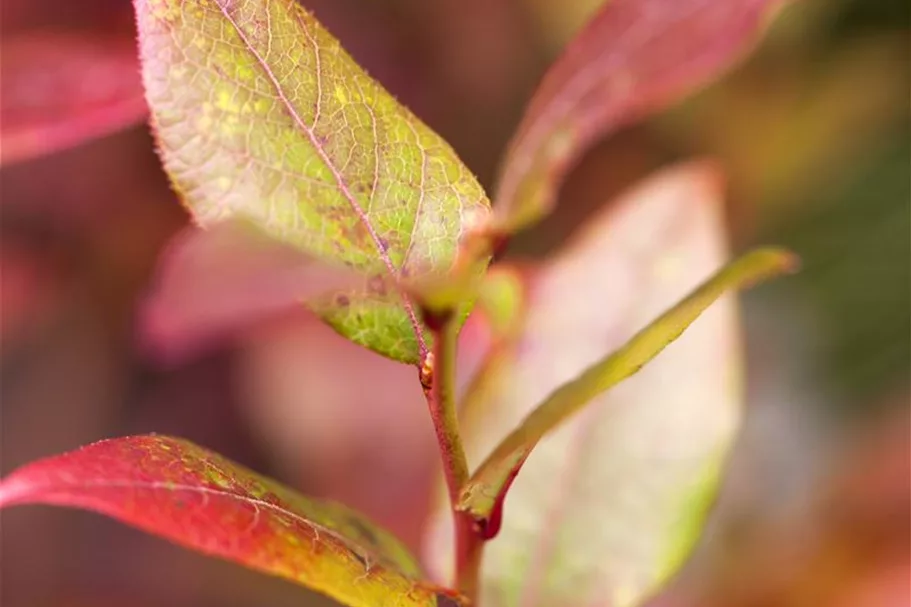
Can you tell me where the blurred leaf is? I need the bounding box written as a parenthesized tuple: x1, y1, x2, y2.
(427, 162, 786, 606)
(0, 435, 464, 607)
(0, 241, 64, 347)
(460, 246, 796, 523)
(134, 0, 490, 364)
(493, 0, 793, 233)
(0, 31, 147, 166)
(472, 266, 528, 342)
(141, 220, 366, 362)
(524, 0, 605, 51)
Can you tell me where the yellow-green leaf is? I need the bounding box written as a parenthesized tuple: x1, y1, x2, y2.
(134, 0, 490, 363)
(459, 247, 797, 520)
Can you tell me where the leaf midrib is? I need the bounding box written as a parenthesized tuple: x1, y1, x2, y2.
(29, 477, 398, 571)
(216, 2, 428, 361)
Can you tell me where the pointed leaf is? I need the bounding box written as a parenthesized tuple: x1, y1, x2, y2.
(493, 0, 793, 232)
(0, 435, 464, 607)
(425, 162, 795, 606)
(0, 31, 147, 166)
(141, 220, 367, 362)
(134, 0, 490, 364)
(459, 247, 796, 520)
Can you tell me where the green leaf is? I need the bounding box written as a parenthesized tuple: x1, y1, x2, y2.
(473, 266, 527, 341)
(134, 0, 490, 363)
(0, 435, 464, 607)
(459, 247, 797, 521)
(424, 162, 797, 606)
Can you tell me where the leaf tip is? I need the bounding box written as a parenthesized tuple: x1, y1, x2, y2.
(681, 157, 726, 198)
(752, 246, 801, 278)
(0, 473, 31, 509)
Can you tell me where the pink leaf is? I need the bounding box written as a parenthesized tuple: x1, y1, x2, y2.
(493, 0, 794, 231)
(0, 31, 148, 166)
(140, 220, 366, 362)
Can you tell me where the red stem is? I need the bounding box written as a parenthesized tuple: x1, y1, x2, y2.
(422, 311, 483, 603)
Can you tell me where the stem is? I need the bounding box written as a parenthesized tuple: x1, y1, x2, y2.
(422, 311, 483, 603)
(454, 512, 483, 601)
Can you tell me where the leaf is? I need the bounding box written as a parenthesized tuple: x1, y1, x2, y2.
(0, 30, 148, 166)
(459, 247, 796, 521)
(134, 0, 490, 364)
(141, 220, 367, 362)
(492, 0, 793, 232)
(424, 162, 795, 606)
(0, 435, 464, 607)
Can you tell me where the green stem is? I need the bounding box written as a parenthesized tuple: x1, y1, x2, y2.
(422, 311, 482, 603)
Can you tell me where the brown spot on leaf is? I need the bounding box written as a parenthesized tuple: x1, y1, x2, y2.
(335, 294, 350, 307)
(349, 548, 368, 569)
(368, 274, 387, 296)
(345, 515, 381, 548)
(435, 592, 462, 607)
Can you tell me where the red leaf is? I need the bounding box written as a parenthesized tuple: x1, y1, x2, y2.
(493, 0, 793, 231)
(0, 31, 147, 166)
(0, 435, 462, 607)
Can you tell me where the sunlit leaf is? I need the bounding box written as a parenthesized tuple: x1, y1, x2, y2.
(425, 162, 795, 606)
(0, 31, 147, 166)
(134, 0, 490, 364)
(492, 0, 793, 232)
(0, 435, 464, 607)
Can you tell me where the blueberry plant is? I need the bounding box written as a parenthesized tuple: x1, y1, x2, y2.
(0, 1, 798, 606)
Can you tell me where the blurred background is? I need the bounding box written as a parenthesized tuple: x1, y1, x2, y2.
(1, 0, 908, 606)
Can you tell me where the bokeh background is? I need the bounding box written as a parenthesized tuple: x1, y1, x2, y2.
(1, 0, 908, 606)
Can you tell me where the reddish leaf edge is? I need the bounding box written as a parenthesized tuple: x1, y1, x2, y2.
(490, 0, 798, 234)
(0, 434, 466, 607)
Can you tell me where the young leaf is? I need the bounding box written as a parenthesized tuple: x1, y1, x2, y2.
(492, 0, 793, 232)
(0, 31, 147, 166)
(0, 435, 464, 607)
(134, 0, 490, 364)
(141, 220, 367, 362)
(424, 163, 795, 606)
(459, 248, 796, 521)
